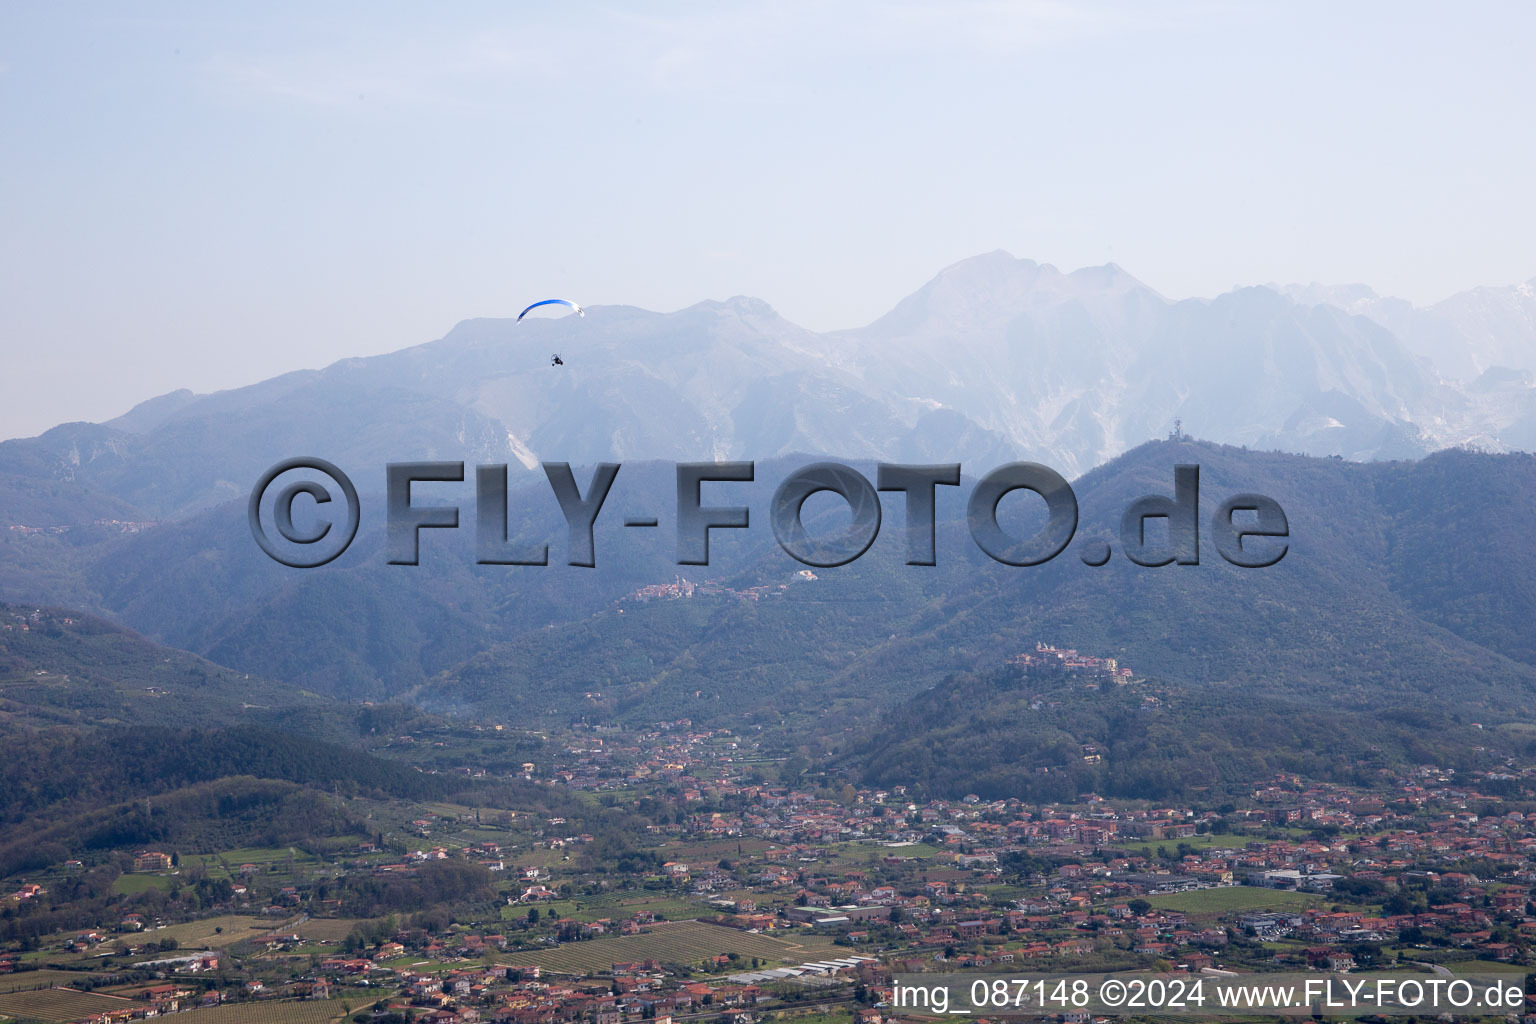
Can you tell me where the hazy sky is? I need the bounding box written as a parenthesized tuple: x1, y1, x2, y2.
(2, 1, 1533, 440)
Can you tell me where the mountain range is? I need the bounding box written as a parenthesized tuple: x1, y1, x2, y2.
(5, 435, 1536, 743)
(4, 254, 1536, 794)
(4, 253, 1535, 531)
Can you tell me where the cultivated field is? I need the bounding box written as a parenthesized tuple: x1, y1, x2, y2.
(505, 894, 704, 924)
(183, 847, 320, 883)
(760, 1011, 856, 1024)
(0, 987, 134, 1022)
(163, 997, 371, 1024)
(150, 914, 279, 948)
(500, 920, 840, 974)
(291, 918, 371, 943)
(111, 873, 173, 895)
(0, 971, 105, 995)
(654, 838, 776, 862)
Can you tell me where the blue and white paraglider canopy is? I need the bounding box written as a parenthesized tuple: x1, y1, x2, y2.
(517, 298, 585, 322)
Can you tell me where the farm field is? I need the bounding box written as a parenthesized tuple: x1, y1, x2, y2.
(0, 987, 133, 1022)
(1123, 834, 1248, 853)
(291, 918, 371, 943)
(872, 842, 944, 859)
(505, 894, 705, 925)
(374, 956, 493, 976)
(215, 847, 316, 865)
(0, 972, 104, 995)
(184, 848, 321, 882)
(760, 1011, 855, 1024)
(820, 843, 917, 867)
(500, 921, 841, 975)
(111, 873, 173, 895)
(150, 914, 279, 948)
(1110, 829, 1362, 857)
(509, 849, 569, 871)
(654, 838, 776, 862)
(163, 997, 371, 1024)
(1146, 886, 1323, 916)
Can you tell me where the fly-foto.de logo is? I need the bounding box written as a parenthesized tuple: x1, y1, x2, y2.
(248, 459, 1288, 571)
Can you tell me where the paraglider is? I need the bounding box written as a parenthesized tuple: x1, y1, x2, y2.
(517, 298, 585, 322)
(517, 299, 584, 366)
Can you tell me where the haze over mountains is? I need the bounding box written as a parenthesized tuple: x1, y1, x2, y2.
(1280, 277, 1536, 382)
(4, 253, 1536, 778)
(3, 253, 1534, 529)
(5, 436, 1536, 808)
